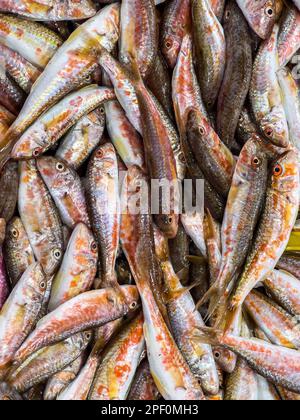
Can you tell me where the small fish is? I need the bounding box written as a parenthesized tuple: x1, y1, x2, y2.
(48, 223, 98, 311)
(264, 269, 300, 317)
(250, 24, 289, 148)
(44, 355, 85, 400)
(230, 150, 300, 311)
(18, 160, 64, 276)
(0, 0, 96, 21)
(0, 160, 18, 223)
(192, 0, 226, 109)
(56, 108, 105, 170)
(37, 156, 90, 229)
(0, 44, 41, 93)
(0, 263, 46, 372)
(128, 359, 160, 400)
(14, 285, 139, 363)
(89, 313, 145, 400)
(86, 143, 120, 288)
(8, 331, 92, 393)
(11, 86, 115, 160)
(160, 0, 191, 69)
(236, 0, 276, 39)
(4, 217, 35, 287)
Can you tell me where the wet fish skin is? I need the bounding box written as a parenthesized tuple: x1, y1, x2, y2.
(236, 107, 258, 144)
(0, 263, 46, 372)
(14, 285, 140, 363)
(56, 108, 105, 170)
(236, 0, 276, 39)
(186, 108, 235, 198)
(128, 359, 160, 400)
(0, 161, 18, 223)
(11, 86, 115, 160)
(217, 0, 252, 148)
(86, 143, 120, 288)
(89, 313, 145, 400)
(120, 166, 204, 400)
(160, 0, 191, 69)
(4, 217, 35, 287)
(181, 210, 207, 259)
(210, 0, 225, 20)
(225, 358, 258, 400)
(0, 382, 22, 400)
(44, 354, 85, 401)
(169, 222, 190, 285)
(0, 0, 96, 21)
(0, 219, 9, 312)
(244, 290, 300, 349)
(18, 160, 64, 277)
(264, 269, 300, 317)
(250, 24, 289, 148)
(277, 254, 300, 280)
(192, 0, 226, 109)
(48, 223, 98, 311)
(0, 105, 14, 141)
(8, 331, 92, 393)
(37, 156, 90, 229)
(278, 3, 300, 66)
(231, 150, 300, 310)
(0, 44, 41, 93)
(0, 71, 26, 115)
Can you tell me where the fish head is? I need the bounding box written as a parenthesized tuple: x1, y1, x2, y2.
(240, 0, 276, 39)
(70, 222, 98, 267)
(120, 285, 140, 311)
(161, 31, 182, 69)
(237, 134, 269, 182)
(23, 262, 48, 304)
(36, 156, 75, 191)
(90, 143, 118, 180)
(213, 346, 237, 373)
(154, 214, 179, 240)
(271, 149, 300, 193)
(11, 124, 48, 160)
(6, 217, 26, 248)
(69, 331, 93, 352)
(260, 106, 290, 148)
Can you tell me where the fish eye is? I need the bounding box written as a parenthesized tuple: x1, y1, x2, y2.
(11, 228, 19, 239)
(33, 148, 41, 158)
(214, 351, 221, 359)
(199, 126, 206, 136)
(39, 280, 46, 290)
(165, 40, 173, 50)
(265, 7, 274, 17)
(273, 164, 283, 177)
(52, 248, 62, 260)
(99, 107, 105, 115)
(238, 114, 244, 123)
(252, 157, 261, 167)
(56, 162, 65, 172)
(84, 332, 92, 341)
(129, 301, 137, 310)
(225, 10, 231, 19)
(91, 241, 98, 253)
(96, 149, 104, 158)
(263, 126, 273, 138)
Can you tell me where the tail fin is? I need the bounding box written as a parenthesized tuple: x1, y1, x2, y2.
(192, 326, 222, 347)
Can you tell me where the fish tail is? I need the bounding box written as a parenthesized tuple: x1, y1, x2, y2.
(192, 326, 222, 347)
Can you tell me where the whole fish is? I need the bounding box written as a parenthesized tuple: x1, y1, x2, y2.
(0, 219, 8, 312)
(230, 150, 300, 311)
(4, 217, 35, 286)
(37, 156, 90, 228)
(0, 263, 46, 373)
(0, 44, 41, 93)
(48, 223, 98, 311)
(192, 0, 226, 109)
(0, 13, 62, 68)
(18, 160, 64, 276)
(89, 313, 145, 400)
(277, 67, 300, 151)
(162, 260, 219, 395)
(278, 3, 300, 66)
(236, 0, 276, 39)
(217, 0, 252, 148)
(8, 331, 91, 393)
(14, 285, 139, 363)
(104, 100, 146, 171)
(0, 161, 18, 223)
(56, 108, 105, 170)
(264, 269, 300, 317)
(172, 33, 207, 137)
(0, 0, 96, 21)
(160, 0, 191, 69)
(11, 86, 115, 160)
(120, 166, 205, 400)
(0, 4, 120, 166)
(203, 136, 268, 308)
(128, 359, 160, 400)
(119, 0, 158, 79)
(196, 327, 300, 393)
(86, 143, 120, 288)
(186, 108, 235, 197)
(0, 71, 26, 115)
(44, 355, 84, 401)
(245, 290, 300, 349)
(250, 24, 289, 148)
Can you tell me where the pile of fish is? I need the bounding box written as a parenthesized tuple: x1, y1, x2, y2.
(1, 0, 300, 401)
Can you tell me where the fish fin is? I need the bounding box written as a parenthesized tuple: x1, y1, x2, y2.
(186, 255, 206, 264)
(224, 304, 242, 335)
(176, 267, 189, 281)
(192, 326, 222, 347)
(204, 208, 217, 242)
(165, 280, 202, 302)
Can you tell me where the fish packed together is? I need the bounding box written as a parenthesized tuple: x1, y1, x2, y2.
(1, 0, 300, 401)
